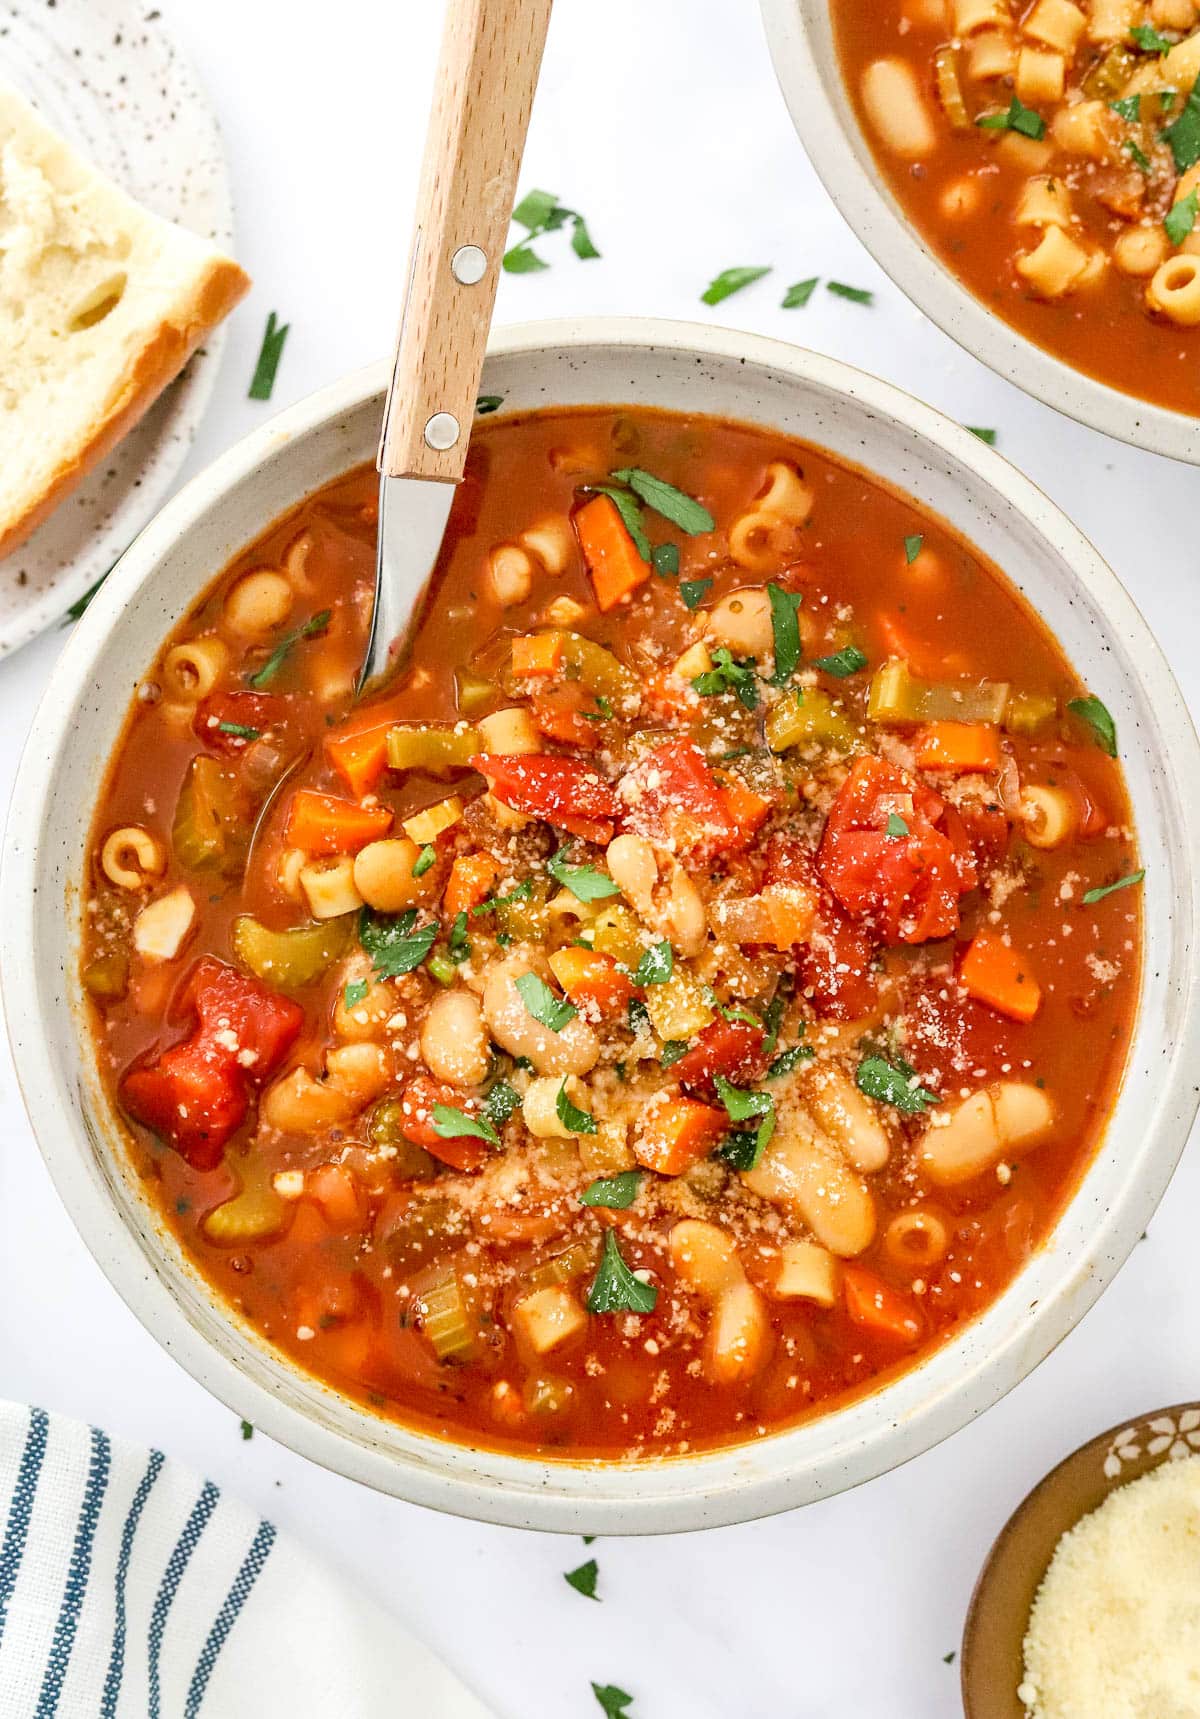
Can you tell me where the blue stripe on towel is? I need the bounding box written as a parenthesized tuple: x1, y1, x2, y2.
(147, 1480, 219, 1719)
(0, 1406, 48, 1649)
(101, 1448, 164, 1719)
(184, 1519, 276, 1717)
(36, 1425, 112, 1715)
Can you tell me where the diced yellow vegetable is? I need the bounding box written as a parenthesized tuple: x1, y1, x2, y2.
(232, 913, 354, 990)
(867, 658, 1009, 725)
(644, 968, 716, 1040)
(1003, 690, 1057, 735)
(560, 632, 639, 704)
(455, 669, 496, 716)
(524, 1242, 599, 1292)
(81, 952, 129, 1000)
(512, 1286, 588, 1355)
(403, 797, 463, 844)
(765, 687, 858, 754)
(171, 755, 245, 876)
(588, 903, 643, 970)
(385, 724, 479, 772)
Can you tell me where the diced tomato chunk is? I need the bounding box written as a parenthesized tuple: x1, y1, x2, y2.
(673, 1019, 766, 1097)
(398, 1074, 490, 1172)
(801, 894, 879, 1022)
(181, 957, 305, 1082)
(193, 692, 289, 753)
(817, 756, 977, 944)
(619, 738, 739, 858)
(470, 753, 619, 844)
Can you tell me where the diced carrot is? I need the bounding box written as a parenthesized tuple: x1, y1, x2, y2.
(643, 665, 697, 720)
(511, 631, 564, 677)
(307, 1163, 363, 1228)
(444, 851, 500, 920)
(575, 494, 650, 612)
(283, 789, 393, 855)
(324, 721, 392, 798)
(547, 946, 635, 1015)
(915, 722, 1001, 774)
(960, 931, 1041, 1023)
(634, 1096, 727, 1177)
(530, 685, 607, 750)
(716, 772, 772, 848)
(842, 1265, 923, 1344)
(286, 1203, 329, 1248)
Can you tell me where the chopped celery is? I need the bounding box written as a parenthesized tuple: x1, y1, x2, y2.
(765, 687, 857, 754)
(455, 669, 496, 716)
(416, 1272, 475, 1362)
(560, 633, 639, 704)
(81, 951, 129, 1000)
(426, 950, 458, 987)
(385, 724, 479, 773)
(172, 755, 246, 876)
(1004, 690, 1057, 736)
(644, 968, 716, 1040)
(232, 913, 354, 989)
(525, 1241, 599, 1291)
(203, 1159, 288, 1244)
(1082, 44, 1136, 100)
(367, 1099, 438, 1178)
(868, 658, 1009, 726)
(496, 878, 550, 942)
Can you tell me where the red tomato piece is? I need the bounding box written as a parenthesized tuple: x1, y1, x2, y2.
(673, 1019, 766, 1097)
(529, 684, 608, 750)
(619, 737, 737, 857)
(470, 753, 619, 844)
(192, 692, 289, 753)
(817, 756, 976, 944)
(801, 893, 880, 1022)
(121, 1038, 248, 1172)
(398, 1074, 490, 1172)
(181, 957, 305, 1085)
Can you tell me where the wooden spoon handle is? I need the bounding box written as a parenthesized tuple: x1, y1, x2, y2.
(379, 0, 553, 482)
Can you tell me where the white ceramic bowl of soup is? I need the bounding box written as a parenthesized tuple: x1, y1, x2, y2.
(759, 0, 1200, 464)
(5, 318, 1200, 1533)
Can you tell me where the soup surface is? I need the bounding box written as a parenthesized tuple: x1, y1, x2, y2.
(82, 408, 1141, 1459)
(832, 0, 1200, 416)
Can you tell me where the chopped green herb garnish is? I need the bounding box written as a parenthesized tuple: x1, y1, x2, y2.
(827, 280, 874, 304)
(761, 993, 786, 1059)
(587, 1229, 657, 1314)
(580, 1170, 642, 1210)
(660, 1039, 689, 1067)
(1081, 868, 1144, 906)
(1124, 138, 1152, 172)
(557, 1078, 598, 1135)
(1110, 94, 1141, 122)
(768, 582, 804, 685)
(701, 265, 771, 305)
(904, 533, 924, 564)
(514, 971, 577, 1032)
(693, 647, 759, 710)
(248, 311, 289, 400)
(628, 999, 651, 1035)
(358, 907, 438, 978)
(812, 645, 868, 677)
(885, 812, 909, 838)
(1163, 75, 1200, 172)
(652, 543, 681, 578)
(1166, 186, 1199, 244)
(976, 96, 1045, 140)
(412, 845, 437, 879)
(611, 467, 716, 535)
(431, 1102, 499, 1147)
(634, 941, 674, 986)
(580, 696, 614, 722)
(591, 1683, 635, 1718)
(472, 880, 534, 916)
(216, 721, 261, 740)
(967, 426, 997, 445)
(484, 1079, 521, 1127)
(1130, 22, 1172, 53)
(856, 1053, 938, 1113)
(782, 276, 819, 308)
(247, 609, 330, 688)
(767, 1044, 814, 1077)
(714, 1074, 775, 1166)
(63, 563, 119, 624)
(565, 1558, 600, 1601)
(1068, 693, 1118, 757)
(476, 395, 504, 414)
(547, 847, 621, 901)
(240, 1419, 254, 1440)
(448, 910, 470, 958)
(343, 979, 369, 1010)
(504, 188, 600, 272)
(680, 577, 714, 611)
(718, 1129, 767, 1171)
(592, 483, 652, 562)
(577, 1168, 639, 1210)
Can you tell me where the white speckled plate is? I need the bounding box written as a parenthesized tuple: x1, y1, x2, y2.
(0, 0, 237, 654)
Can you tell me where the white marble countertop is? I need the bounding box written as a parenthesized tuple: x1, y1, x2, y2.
(2, 3, 1198, 1715)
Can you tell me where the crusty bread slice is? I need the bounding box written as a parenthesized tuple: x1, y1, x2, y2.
(0, 81, 250, 558)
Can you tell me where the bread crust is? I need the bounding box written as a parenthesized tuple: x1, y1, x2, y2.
(0, 253, 251, 560)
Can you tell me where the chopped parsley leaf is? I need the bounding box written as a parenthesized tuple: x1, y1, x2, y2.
(1166, 185, 1199, 244)
(248, 311, 289, 400)
(1067, 693, 1118, 757)
(247, 610, 330, 688)
(580, 1170, 642, 1209)
(547, 847, 621, 901)
(701, 265, 771, 305)
(611, 467, 715, 535)
(476, 395, 504, 414)
(591, 1683, 635, 1719)
(680, 576, 714, 611)
(1163, 75, 1200, 172)
(768, 582, 804, 685)
(856, 1053, 938, 1113)
(812, 644, 868, 677)
(1110, 94, 1141, 122)
(976, 96, 1045, 140)
(484, 1080, 521, 1127)
(565, 1558, 600, 1601)
(514, 972, 577, 1032)
(358, 908, 437, 978)
(216, 721, 261, 741)
(652, 543, 681, 578)
(343, 979, 369, 1010)
(967, 426, 997, 445)
(587, 1230, 657, 1314)
(885, 812, 909, 838)
(431, 1102, 499, 1146)
(504, 188, 600, 272)
(556, 1079, 598, 1135)
(693, 647, 759, 710)
(1130, 22, 1172, 52)
(767, 1044, 814, 1077)
(412, 844, 436, 878)
(782, 276, 819, 308)
(1081, 868, 1144, 906)
(633, 941, 674, 986)
(826, 280, 874, 304)
(904, 533, 924, 564)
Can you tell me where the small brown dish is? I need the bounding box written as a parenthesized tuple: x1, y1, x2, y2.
(961, 1400, 1200, 1717)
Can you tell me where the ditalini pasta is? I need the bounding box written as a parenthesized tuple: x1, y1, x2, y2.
(833, 0, 1200, 414)
(81, 408, 1140, 1458)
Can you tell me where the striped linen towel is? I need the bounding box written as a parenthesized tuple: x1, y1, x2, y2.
(0, 1401, 495, 1718)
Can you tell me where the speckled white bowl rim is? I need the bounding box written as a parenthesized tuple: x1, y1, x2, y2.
(759, 0, 1200, 465)
(4, 317, 1199, 1535)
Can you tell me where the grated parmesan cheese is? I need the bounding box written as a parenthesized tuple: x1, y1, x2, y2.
(1019, 1453, 1200, 1718)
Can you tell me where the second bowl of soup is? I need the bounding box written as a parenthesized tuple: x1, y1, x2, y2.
(762, 0, 1200, 460)
(5, 320, 1199, 1530)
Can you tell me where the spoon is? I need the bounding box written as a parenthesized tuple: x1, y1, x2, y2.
(358, 0, 554, 696)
